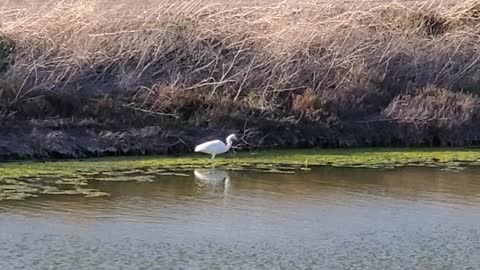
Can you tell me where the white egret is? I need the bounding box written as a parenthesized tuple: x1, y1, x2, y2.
(194, 134, 237, 160)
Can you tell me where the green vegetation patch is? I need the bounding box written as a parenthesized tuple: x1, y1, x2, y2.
(1, 148, 480, 201)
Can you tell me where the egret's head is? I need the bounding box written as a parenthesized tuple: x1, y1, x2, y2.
(227, 134, 237, 141)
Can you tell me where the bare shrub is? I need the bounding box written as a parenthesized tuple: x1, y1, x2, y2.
(292, 88, 331, 121)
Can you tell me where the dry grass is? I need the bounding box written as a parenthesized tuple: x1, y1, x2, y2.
(1, 0, 480, 147)
(382, 85, 480, 128)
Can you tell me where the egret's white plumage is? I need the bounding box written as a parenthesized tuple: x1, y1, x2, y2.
(194, 134, 237, 159)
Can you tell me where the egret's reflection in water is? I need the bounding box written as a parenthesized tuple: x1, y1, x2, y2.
(193, 168, 231, 194)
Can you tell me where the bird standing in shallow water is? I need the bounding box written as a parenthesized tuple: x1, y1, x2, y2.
(194, 134, 237, 160)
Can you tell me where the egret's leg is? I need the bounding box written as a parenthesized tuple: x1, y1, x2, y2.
(210, 154, 216, 167)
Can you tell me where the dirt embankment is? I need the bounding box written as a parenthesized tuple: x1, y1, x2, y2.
(1, 0, 480, 160)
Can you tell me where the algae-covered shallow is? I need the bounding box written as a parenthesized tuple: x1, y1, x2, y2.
(1, 148, 480, 200)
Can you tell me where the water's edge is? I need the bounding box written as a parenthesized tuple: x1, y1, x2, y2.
(2, 148, 480, 201)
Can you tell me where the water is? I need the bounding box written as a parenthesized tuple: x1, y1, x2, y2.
(1, 167, 480, 270)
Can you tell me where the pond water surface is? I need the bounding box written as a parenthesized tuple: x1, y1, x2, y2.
(1, 167, 480, 269)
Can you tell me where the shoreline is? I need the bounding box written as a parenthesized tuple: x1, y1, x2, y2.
(2, 146, 480, 168)
(2, 147, 479, 200)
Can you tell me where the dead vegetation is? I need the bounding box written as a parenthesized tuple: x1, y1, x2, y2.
(1, 0, 480, 156)
(382, 85, 480, 128)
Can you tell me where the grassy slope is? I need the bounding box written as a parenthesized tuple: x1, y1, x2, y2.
(1, 0, 480, 160)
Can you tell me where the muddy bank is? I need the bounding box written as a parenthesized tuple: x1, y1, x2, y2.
(2, 116, 480, 161)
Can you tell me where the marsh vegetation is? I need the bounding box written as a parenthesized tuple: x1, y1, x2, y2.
(1, 0, 480, 159)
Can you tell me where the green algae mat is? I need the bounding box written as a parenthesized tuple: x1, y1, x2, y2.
(1, 148, 480, 201)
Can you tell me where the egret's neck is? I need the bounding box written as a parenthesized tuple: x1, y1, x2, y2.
(225, 138, 233, 150)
